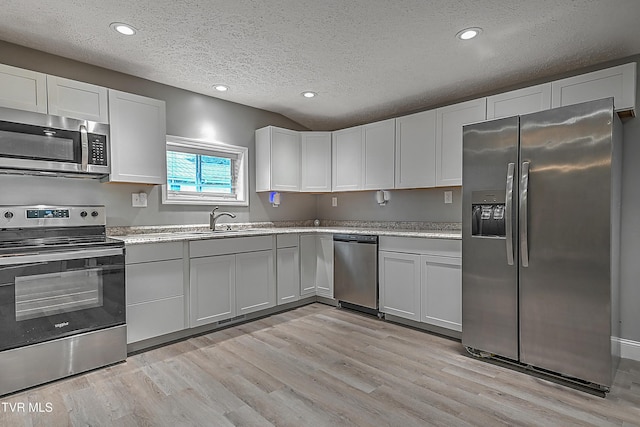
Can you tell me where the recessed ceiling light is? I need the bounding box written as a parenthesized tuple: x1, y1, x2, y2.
(301, 91, 317, 98)
(110, 22, 137, 36)
(214, 85, 229, 92)
(456, 27, 482, 40)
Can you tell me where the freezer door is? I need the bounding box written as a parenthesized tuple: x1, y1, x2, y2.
(462, 116, 519, 360)
(519, 99, 614, 386)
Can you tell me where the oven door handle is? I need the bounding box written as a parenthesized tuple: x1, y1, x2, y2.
(0, 247, 123, 266)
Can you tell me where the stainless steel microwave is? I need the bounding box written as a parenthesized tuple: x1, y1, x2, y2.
(0, 107, 110, 178)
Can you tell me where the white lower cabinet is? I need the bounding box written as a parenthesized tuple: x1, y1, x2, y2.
(299, 234, 334, 298)
(125, 242, 185, 344)
(379, 251, 421, 321)
(315, 235, 334, 298)
(299, 235, 318, 296)
(379, 237, 461, 334)
(190, 254, 236, 326)
(421, 255, 462, 332)
(188, 236, 276, 327)
(276, 235, 300, 305)
(276, 246, 300, 304)
(236, 250, 276, 315)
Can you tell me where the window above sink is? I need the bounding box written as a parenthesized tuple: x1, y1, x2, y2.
(162, 135, 248, 206)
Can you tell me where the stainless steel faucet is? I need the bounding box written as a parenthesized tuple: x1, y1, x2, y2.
(209, 206, 236, 231)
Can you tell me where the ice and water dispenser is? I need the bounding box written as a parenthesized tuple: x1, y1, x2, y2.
(471, 191, 506, 237)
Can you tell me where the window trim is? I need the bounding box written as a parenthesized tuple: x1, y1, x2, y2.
(162, 135, 249, 206)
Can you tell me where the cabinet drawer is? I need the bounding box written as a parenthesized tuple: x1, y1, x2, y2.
(126, 296, 185, 344)
(276, 234, 299, 248)
(126, 259, 184, 304)
(379, 236, 461, 257)
(126, 242, 183, 264)
(190, 235, 273, 258)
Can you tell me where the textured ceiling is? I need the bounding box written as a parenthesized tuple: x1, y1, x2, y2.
(1, 1, 639, 130)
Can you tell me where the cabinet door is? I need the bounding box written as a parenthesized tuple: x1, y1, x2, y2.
(271, 127, 300, 191)
(395, 110, 436, 189)
(46, 75, 109, 123)
(189, 254, 236, 327)
(299, 235, 317, 296)
(0, 64, 47, 113)
(316, 235, 334, 298)
(363, 119, 395, 190)
(277, 247, 300, 304)
(126, 259, 185, 344)
(301, 132, 332, 192)
(486, 83, 551, 120)
(421, 255, 462, 332)
(108, 89, 167, 184)
(435, 99, 486, 187)
(379, 251, 421, 321)
(332, 126, 363, 191)
(551, 62, 636, 112)
(235, 250, 276, 315)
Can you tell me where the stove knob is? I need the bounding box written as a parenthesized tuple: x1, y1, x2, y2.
(91, 211, 99, 217)
(4, 211, 13, 219)
(80, 211, 88, 218)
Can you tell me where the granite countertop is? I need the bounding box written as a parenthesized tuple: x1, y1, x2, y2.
(109, 221, 461, 245)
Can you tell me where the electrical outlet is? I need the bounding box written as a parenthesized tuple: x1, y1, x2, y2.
(132, 192, 148, 208)
(444, 191, 453, 204)
(332, 196, 338, 207)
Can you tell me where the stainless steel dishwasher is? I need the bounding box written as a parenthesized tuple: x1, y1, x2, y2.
(333, 234, 379, 315)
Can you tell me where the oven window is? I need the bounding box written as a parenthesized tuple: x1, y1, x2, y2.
(15, 269, 104, 321)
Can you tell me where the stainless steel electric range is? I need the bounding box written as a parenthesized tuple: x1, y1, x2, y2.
(0, 205, 126, 396)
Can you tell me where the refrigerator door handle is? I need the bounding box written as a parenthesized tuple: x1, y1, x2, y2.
(520, 161, 530, 267)
(505, 162, 515, 265)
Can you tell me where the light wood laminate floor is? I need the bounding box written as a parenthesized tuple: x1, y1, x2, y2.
(2, 303, 639, 426)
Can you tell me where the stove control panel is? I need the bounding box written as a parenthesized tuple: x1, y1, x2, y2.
(27, 209, 70, 219)
(0, 205, 106, 228)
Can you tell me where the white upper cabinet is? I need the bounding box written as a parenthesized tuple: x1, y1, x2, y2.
(0, 64, 109, 123)
(332, 126, 363, 191)
(46, 75, 109, 123)
(255, 126, 301, 192)
(551, 62, 636, 113)
(486, 83, 552, 120)
(435, 98, 486, 187)
(0, 64, 47, 114)
(300, 132, 332, 192)
(363, 119, 395, 190)
(395, 109, 437, 189)
(108, 89, 167, 184)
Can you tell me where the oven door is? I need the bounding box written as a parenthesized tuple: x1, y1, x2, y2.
(0, 247, 125, 352)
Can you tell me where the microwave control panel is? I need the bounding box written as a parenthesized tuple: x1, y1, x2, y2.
(89, 134, 107, 166)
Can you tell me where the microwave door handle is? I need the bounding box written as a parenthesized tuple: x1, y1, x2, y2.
(80, 124, 89, 171)
(0, 247, 123, 266)
(520, 161, 530, 267)
(505, 162, 515, 266)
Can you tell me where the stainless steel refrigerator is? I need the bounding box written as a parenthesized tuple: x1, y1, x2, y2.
(461, 98, 621, 392)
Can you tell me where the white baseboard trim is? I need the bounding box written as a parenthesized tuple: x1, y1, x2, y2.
(615, 337, 640, 361)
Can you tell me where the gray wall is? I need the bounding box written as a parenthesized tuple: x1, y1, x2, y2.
(317, 187, 462, 222)
(0, 40, 316, 225)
